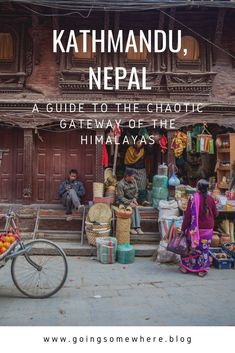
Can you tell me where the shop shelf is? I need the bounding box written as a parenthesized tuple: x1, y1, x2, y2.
(217, 148, 230, 153)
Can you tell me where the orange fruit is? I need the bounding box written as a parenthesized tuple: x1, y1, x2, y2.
(9, 236, 16, 243)
(4, 236, 11, 242)
(4, 242, 11, 249)
(0, 241, 3, 248)
(0, 247, 6, 254)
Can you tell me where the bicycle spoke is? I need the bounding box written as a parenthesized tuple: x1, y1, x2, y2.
(11, 240, 68, 298)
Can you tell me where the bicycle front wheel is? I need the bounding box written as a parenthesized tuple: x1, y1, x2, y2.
(11, 239, 68, 298)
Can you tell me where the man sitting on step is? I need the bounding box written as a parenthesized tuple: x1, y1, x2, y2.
(59, 169, 85, 215)
(117, 168, 143, 235)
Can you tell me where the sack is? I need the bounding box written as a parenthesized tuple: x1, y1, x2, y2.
(158, 200, 179, 220)
(167, 224, 189, 257)
(157, 240, 180, 263)
(158, 216, 183, 239)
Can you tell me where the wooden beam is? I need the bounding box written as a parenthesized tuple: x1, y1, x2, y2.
(22, 128, 34, 204)
(212, 8, 227, 65)
(95, 129, 104, 182)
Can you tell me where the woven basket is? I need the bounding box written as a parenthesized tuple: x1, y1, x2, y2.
(88, 203, 112, 223)
(85, 221, 110, 231)
(86, 228, 111, 246)
(93, 182, 104, 198)
(116, 217, 131, 245)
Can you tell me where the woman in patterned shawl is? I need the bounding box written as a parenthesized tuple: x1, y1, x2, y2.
(180, 179, 219, 277)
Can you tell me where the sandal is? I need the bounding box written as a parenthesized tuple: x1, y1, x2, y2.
(198, 271, 208, 277)
(179, 266, 188, 274)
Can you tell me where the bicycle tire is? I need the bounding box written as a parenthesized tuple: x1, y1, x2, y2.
(11, 239, 68, 299)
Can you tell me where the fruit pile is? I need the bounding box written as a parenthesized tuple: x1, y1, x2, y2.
(227, 244, 235, 253)
(0, 232, 18, 256)
(215, 252, 228, 259)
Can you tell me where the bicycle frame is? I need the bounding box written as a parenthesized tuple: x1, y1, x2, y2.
(1, 211, 42, 271)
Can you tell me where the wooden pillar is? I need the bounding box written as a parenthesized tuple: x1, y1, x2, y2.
(167, 130, 175, 171)
(95, 129, 104, 182)
(22, 128, 34, 204)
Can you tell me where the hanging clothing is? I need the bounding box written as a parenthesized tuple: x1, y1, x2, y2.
(124, 146, 144, 166)
(159, 135, 168, 153)
(102, 143, 109, 168)
(180, 192, 218, 273)
(171, 131, 188, 158)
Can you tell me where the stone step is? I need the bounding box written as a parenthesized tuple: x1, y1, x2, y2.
(28, 241, 158, 257)
(20, 231, 161, 244)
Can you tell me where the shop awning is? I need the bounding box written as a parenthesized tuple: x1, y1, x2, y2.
(2, 0, 235, 11)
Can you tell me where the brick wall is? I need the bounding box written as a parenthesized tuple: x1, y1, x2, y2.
(26, 27, 60, 97)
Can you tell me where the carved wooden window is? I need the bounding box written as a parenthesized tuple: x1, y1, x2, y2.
(177, 36, 200, 61)
(175, 36, 201, 70)
(127, 35, 148, 62)
(0, 32, 14, 61)
(73, 34, 94, 60)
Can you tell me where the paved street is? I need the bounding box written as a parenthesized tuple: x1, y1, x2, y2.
(0, 257, 235, 326)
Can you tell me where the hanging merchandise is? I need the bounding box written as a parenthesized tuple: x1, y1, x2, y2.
(158, 163, 168, 176)
(139, 127, 150, 140)
(186, 131, 193, 152)
(169, 173, 180, 187)
(171, 131, 188, 158)
(191, 124, 203, 138)
(196, 123, 214, 154)
(152, 174, 169, 208)
(168, 164, 180, 187)
(102, 143, 109, 168)
(159, 135, 168, 153)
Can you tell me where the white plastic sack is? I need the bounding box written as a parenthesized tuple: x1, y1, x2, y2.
(157, 240, 180, 263)
(158, 216, 183, 239)
(158, 200, 179, 220)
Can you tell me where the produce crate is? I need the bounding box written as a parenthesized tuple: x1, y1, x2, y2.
(221, 242, 235, 260)
(209, 247, 234, 269)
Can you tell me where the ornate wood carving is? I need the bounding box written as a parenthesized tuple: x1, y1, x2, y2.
(213, 9, 227, 65)
(165, 72, 216, 97)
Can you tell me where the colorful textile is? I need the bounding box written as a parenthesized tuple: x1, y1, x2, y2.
(159, 135, 168, 153)
(124, 146, 144, 165)
(181, 229, 213, 272)
(180, 192, 213, 273)
(102, 144, 109, 168)
(181, 193, 219, 231)
(171, 131, 188, 157)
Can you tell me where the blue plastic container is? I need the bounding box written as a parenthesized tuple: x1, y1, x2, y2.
(209, 248, 234, 269)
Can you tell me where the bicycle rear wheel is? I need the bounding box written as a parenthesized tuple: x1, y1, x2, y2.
(11, 239, 68, 298)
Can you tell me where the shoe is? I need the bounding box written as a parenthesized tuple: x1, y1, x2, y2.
(198, 271, 208, 277)
(142, 201, 151, 207)
(136, 228, 144, 235)
(66, 215, 73, 221)
(179, 266, 188, 274)
(130, 229, 137, 235)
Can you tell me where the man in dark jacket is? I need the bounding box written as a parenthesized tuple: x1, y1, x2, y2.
(59, 169, 85, 215)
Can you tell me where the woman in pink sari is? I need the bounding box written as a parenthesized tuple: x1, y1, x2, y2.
(180, 179, 219, 277)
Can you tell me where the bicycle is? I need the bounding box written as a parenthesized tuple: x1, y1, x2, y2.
(0, 209, 68, 298)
